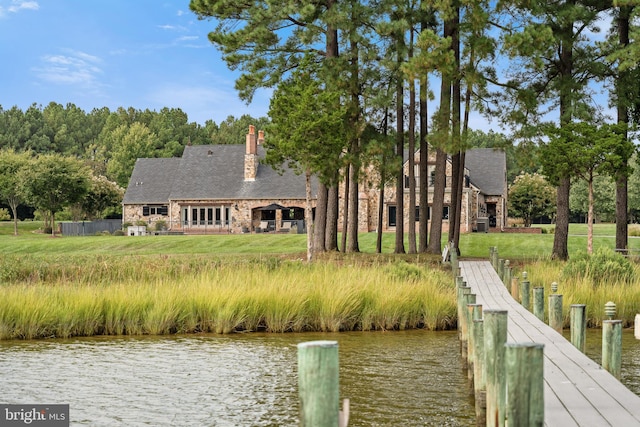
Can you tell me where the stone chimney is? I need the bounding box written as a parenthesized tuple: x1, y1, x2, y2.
(244, 125, 258, 181)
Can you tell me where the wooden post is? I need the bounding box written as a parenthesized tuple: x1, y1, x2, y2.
(503, 260, 511, 286)
(484, 309, 508, 427)
(533, 287, 544, 321)
(498, 259, 505, 281)
(467, 303, 483, 384)
(602, 320, 623, 379)
(472, 319, 486, 427)
(520, 272, 530, 311)
(570, 304, 586, 353)
(549, 294, 563, 334)
(457, 284, 470, 342)
(491, 247, 498, 270)
(510, 277, 519, 300)
(461, 293, 477, 363)
(298, 340, 339, 427)
(505, 343, 545, 426)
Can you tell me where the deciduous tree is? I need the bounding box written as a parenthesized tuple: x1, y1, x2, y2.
(509, 173, 556, 227)
(18, 154, 91, 236)
(0, 149, 31, 235)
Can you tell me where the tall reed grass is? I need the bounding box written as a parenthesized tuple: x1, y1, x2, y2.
(0, 260, 456, 340)
(515, 259, 640, 328)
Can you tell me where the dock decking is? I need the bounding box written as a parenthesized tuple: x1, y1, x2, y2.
(460, 260, 640, 427)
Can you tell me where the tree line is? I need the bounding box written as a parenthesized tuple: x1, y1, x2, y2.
(0, 103, 269, 188)
(191, 0, 639, 260)
(0, 103, 270, 235)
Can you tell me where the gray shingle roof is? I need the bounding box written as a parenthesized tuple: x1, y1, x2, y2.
(122, 158, 181, 204)
(464, 148, 506, 196)
(123, 144, 315, 204)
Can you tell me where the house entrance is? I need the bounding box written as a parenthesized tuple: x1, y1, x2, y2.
(487, 203, 497, 227)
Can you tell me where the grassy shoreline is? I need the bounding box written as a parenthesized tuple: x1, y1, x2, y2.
(2, 221, 640, 340)
(0, 259, 455, 339)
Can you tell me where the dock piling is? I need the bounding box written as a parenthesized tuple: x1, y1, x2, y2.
(505, 343, 545, 426)
(570, 304, 586, 353)
(520, 272, 530, 311)
(602, 302, 622, 380)
(298, 340, 340, 427)
(484, 309, 508, 427)
(472, 319, 486, 427)
(533, 287, 544, 321)
(549, 293, 563, 334)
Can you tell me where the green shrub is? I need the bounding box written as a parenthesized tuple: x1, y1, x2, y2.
(113, 230, 125, 236)
(562, 247, 634, 285)
(629, 225, 640, 237)
(154, 220, 167, 231)
(0, 209, 10, 221)
(385, 262, 425, 283)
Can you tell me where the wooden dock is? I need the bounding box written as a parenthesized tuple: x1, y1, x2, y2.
(460, 260, 640, 427)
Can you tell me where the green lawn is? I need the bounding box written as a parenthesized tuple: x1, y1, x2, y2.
(0, 221, 636, 260)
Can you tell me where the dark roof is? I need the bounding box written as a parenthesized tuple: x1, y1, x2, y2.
(122, 158, 181, 204)
(464, 148, 506, 196)
(123, 144, 315, 204)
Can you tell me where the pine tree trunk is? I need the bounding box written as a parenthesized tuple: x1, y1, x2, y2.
(305, 170, 314, 262)
(419, 76, 429, 253)
(428, 148, 446, 254)
(341, 164, 350, 252)
(325, 185, 339, 251)
(313, 183, 328, 254)
(615, 5, 631, 251)
(588, 175, 594, 255)
(552, 177, 570, 260)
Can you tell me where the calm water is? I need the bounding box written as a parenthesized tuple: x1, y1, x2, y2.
(579, 328, 640, 395)
(0, 330, 476, 426)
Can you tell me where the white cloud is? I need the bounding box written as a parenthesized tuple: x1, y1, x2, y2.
(0, 0, 38, 17)
(8, 0, 38, 13)
(33, 49, 103, 87)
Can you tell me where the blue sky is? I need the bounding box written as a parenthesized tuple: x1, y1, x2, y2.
(0, 1, 615, 133)
(0, 0, 272, 125)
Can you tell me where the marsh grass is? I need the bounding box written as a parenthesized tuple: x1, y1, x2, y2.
(0, 260, 456, 340)
(4, 221, 640, 340)
(515, 258, 640, 328)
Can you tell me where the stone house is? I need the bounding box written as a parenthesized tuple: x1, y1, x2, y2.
(122, 126, 507, 235)
(122, 126, 316, 234)
(338, 147, 507, 234)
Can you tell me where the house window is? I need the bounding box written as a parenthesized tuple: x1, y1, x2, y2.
(388, 205, 397, 227)
(415, 206, 420, 222)
(143, 205, 168, 216)
(429, 170, 436, 187)
(182, 205, 232, 227)
(214, 207, 230, 226)
(423, 206, 449, 220)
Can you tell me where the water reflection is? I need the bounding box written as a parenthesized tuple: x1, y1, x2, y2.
(0, 331, 475, 426)
(580, 328, 640, 396)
